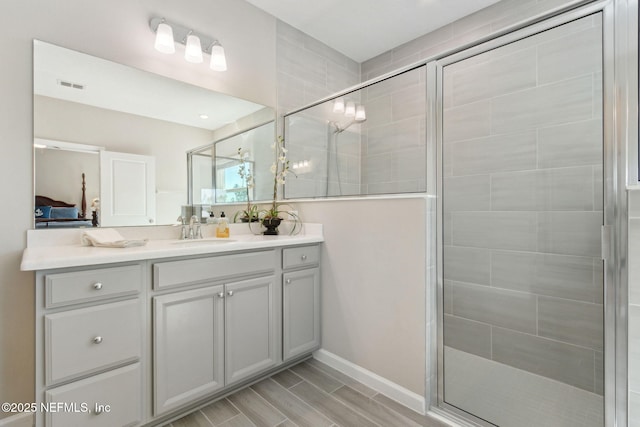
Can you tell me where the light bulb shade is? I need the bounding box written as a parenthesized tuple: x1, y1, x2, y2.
(184, 34, 203, 63)
(154, 22, 175, 54)
(345, 101, 356, 118)
(332, 98, 345, 114)
(210, 43, 227, 71)
(355, 105, 366, 121)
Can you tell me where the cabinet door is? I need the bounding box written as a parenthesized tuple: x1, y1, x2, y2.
(225, 275, 280, 386)
(153, 285, 224, 415)
(283, 268, 320, 361)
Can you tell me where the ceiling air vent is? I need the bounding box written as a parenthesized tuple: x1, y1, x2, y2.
(57, 79, 85, 90)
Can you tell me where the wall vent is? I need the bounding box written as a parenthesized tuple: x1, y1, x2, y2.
(57, 79, 85, 90)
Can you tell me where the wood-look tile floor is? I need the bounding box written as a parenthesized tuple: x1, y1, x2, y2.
(168, 358, 449, 427)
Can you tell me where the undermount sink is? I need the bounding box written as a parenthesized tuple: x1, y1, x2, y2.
(171, 238, 236, 245)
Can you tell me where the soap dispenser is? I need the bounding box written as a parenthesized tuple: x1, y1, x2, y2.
(216, 211, 229, 238)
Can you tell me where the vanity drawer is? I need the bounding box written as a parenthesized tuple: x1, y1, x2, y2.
(45, 299, 141, 385)
(45, 363, 141, 427)
(283, 245, 320, 270)
(45, 264, 143, 308)
(153, 250, 276, 289)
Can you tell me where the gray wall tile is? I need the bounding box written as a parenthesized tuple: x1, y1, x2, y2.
(443, 245, 491, 286)
(452, 282, 537, 334)
(491, 167, 595, 211)
(630, 219, 640, 306)
(536, 75, 593, 128)
(630, 305, 640, 393)
(595, 351, 604, 396)
(443, 175, 490, 212)
(538, 211, 602, 257)
(538, 296, 603, 351)
(537, 119, 602, 169)
(492, 327, 596, 392)
(491, 251, 599, 303)
(451, 131, 537, 176)
(452, 212, 538, 251)
(444, 315, 492, 359)
(537, 26, 602, 85)
(630, 391, 640, 427)
(443, 100, 491, 143)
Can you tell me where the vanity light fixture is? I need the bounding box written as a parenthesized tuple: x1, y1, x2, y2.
(154, 20, 175, 54)
(184, 33, 203, 63)
(150, 17, 227, 71)
(332, 97, 345, 114)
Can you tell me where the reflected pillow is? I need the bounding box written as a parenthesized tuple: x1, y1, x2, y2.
(35, 206, 52, 218)
(50, 207, 79, 219)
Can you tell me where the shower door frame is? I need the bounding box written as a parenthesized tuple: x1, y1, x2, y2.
(429, 1, 629, 426)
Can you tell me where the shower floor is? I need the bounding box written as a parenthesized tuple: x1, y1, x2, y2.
(444, 347, 603, 426)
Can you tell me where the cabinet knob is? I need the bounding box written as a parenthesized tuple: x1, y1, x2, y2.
(217, 292, 225, 298)
(301, 255, 307, 261)
(227, 290, 234, 297)
(93, 336, 103, 344)
(93, 282, 103, 290)
(286, 279, 292, 284)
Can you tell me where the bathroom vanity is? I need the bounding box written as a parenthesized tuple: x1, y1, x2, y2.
(21, 224, 323, 427)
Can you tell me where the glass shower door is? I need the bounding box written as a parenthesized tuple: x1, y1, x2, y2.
(440, 12, 604, 426)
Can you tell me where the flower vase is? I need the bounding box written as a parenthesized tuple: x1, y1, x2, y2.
(262, 217, 282, 235)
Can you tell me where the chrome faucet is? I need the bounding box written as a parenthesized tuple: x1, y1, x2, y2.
(177, 215, 203, 240)
(190, 215, 203, 239)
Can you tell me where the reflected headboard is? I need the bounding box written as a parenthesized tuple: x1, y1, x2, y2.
(35, 173, 87, 219)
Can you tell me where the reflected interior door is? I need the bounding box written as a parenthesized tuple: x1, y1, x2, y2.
(440, 12, 604, 426)
(99, 150, 156, 226)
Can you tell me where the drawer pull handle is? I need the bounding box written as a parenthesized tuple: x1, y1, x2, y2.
(217, 292, 224, 298)
(286, 279, 292, 284)
(301, 255, 307, 261)
(93, 336, 103, 344)
(227, 290, 234, 297)
(93, 282, 103, 290)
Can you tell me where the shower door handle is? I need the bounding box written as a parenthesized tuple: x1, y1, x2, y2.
(601, 225, 612, 261)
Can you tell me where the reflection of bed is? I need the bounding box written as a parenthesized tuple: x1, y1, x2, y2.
(35, 174, 96, 228)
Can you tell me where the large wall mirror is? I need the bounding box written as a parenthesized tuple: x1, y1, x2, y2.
(33, 40, 274, 228)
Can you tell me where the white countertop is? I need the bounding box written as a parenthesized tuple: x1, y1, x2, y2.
(21, 223, 323, 271)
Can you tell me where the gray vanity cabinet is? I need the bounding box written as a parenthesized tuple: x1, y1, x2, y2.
(153, 285, 225, 415)
(151, 250, 281, 417)
(283, 245, 321, 361)
(224, 275, 279, 385)
(35, 263, 144, 427)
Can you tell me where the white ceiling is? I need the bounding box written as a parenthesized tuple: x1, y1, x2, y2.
(245, 0, 502, 62)
(34, 40, 267, 131)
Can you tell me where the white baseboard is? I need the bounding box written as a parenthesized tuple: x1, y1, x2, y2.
(312, 348, 426, 415)
(0, 413, 33, 427)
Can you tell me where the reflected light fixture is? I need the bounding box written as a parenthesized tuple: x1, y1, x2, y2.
(332, 97, 345, 114)
(355, 105, 366, 121)
(150, 17, 227, 71)
(344, 101, 356, 118)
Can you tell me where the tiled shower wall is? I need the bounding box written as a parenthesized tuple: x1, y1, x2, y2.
(442, 14, 603, 394)
(360, 66, 426, 194)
